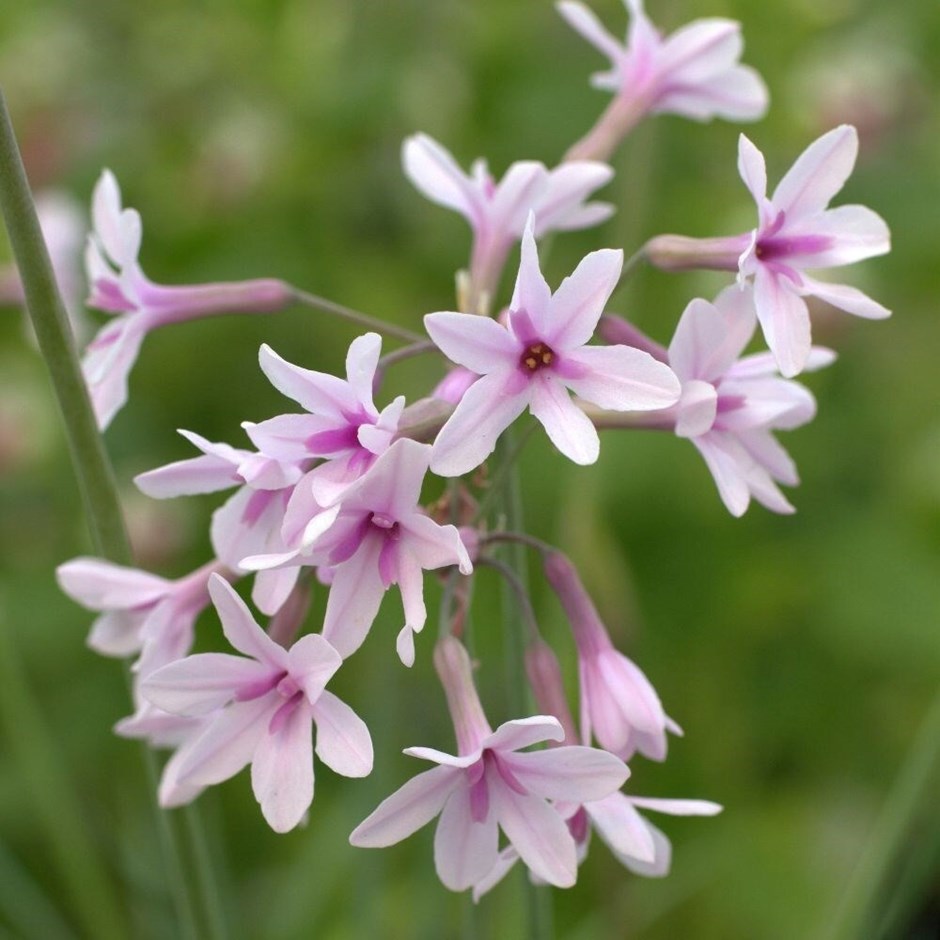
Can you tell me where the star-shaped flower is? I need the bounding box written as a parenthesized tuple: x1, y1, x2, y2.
(425, 217, 680, 476)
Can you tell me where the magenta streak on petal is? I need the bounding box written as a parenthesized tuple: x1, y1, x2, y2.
(568, 806, 589, 844)
(347, 447, 375, 475)
(509, 307, 539, 345)
(552, 356, 590, 381)
(328, 515, 372, 566)
(235, 670, 285, 702)
(763, 261, 804, 287)
(268, 690, 305, 735)
(241, 488, 275, 526)
(86, 326, 122, 351)
(89, 278, 136, 313)
(756, 234, 833, 262)
(467, 758, 489, 822)
(377, 533, 401, 587)
(306, 425, 361, 455)
(491, 751, 528, 796)
(716, 393, 746, 415)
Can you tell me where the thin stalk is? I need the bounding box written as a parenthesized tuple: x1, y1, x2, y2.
(0, 91, 218, 939)
(825, 688, 940, 940)
(473, 421, 536, 522)
(289, 286, 425, 344)
(480, 530, 556, 558)
(476, 557, 540, 644)
(494, 428, 554, 940)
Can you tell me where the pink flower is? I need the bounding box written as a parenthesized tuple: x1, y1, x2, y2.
(142, 575, 373, 833)
(734, 125, 891, 376)
(135, 430, 304, 615)
(245, 333, 405, 506)
(349, 637, 628, 891)
(425, 217, 680, 476)
(403, 134, 613, 313)
(543, 552, 677, 762)
(665, 286, 833, 516)
(82, 170, 292, 429)
(243, 439, 472, 666)
(561, 0, 767, 160)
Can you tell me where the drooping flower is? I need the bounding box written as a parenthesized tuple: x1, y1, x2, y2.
(135, 429, 305, 615)
(560, 0, 768, 161)
(245, 332, 405, 506)
(543, 551, 677, 762)
(425, 216, 680, 476)
(142, 575, 373, 832)
(242, 439, 473, 666)
(646, 126, 890, 377)
(82, 170, 293, 429)
(349, 636, 629, 891)
(403, 134, 614, 313)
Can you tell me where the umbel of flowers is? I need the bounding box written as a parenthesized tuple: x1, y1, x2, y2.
(53, 0, 889, 900)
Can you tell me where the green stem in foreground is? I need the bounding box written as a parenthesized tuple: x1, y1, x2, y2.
(825, 689, 940, 940)
(0, 91, 217, 939)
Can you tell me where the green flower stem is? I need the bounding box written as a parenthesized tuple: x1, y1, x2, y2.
(290, 286, 425, 344)
(495, 428, 555, 940)
(0, 91, 219, 939)
(825, 688, 940, 940)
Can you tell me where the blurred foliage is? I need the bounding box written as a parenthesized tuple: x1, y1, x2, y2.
(0, 0, 938, 937)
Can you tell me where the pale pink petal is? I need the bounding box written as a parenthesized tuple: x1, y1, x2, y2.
(56, 557, 169, 609)
(615, 819, 672, 877)
(737, 134, 767, 207)
(484, 716, 564, 753)
(669, 294, 755, 383)
(174, 693, 276, 787)
(556, 1, 625, 64)
(536, 162, 614, 234)
(345, 438, 431, 520)
(753, 267, 812, 378)
(158, 743, 207, 808)
(87, 610, 146, 656)
(471, 847, 519, 902)
(799, 274, 891, 320)
(434, 784, 499, 890)
(134, 454, 241, 498)
(658, 19, 742, 81)
(691, 435, 753, 517)
(311, 690, 373, 777)
(674, 379, 717, 438)
(400, 514, 472, 574)
(402, 134, 482, 224)
(210, 487, 289, 569)
(546, 247, 622, 350)
(598, 652, 665, 735)
(142, 653, 275, 716)
(243, 413, 334, 461)
(251, 566, 300, 617)
(529, 377, 599, 465)
(430, 371, 529, 477)
(92, 170, 141, 266)
(401, 747, 480, 768)
(396, 555, 426, 655)
(492, 783, 577, 888)
(779, 205, 890, 268)
(258, 344, 357, 417)
(585, 793, 656, 862)
(288, 634, 343, 703)
(424, 312, 517, 375)
(563, 344, 680, 411)
(321, 537, 386, 659)
(508, 219, 552, 334)
(503, 746, 628, 802)
(349, 764, 461, 847)
(308, 456, 367, 506)
(83, 318, 147, 430)
(208, 575, 288, 668)
(737, 430, 799, 486)
(771, 125, 857, 221)
(344, 332, 381, 409)
(629, 796, 722, 816)
(659, 65, 768, 122)
(491, 162, 549, 237)
(251, 699, 314, 832)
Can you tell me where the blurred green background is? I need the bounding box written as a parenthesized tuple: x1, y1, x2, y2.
(1, 0, 938, 937)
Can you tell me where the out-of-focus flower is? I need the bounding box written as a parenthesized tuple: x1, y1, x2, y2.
(425, 216, 679, 476)
(142, 575, 373, 832)
(404, 133, 613, 313)
(243, 439, 472, 666)
(350, 637, 628, 891)
(82, 170, 293, 429)
(543, 551, 677, 762)
(646, 126, 890, 376)
(560, 0, 768, 161)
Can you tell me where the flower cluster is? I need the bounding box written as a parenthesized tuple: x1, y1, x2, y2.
(53, 0, 888, 903)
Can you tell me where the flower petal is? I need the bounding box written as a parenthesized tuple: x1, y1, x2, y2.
(430, 371, 529, 477)
(753, 267, 812, 378)
(208, 574, 288, 668)
(503, 745, 628, 802)
(563, 343, 680, 411)
(546, 247, 622, 350)
(434, 783, 500, 891)
(251, 699, 314, 832)
(668, 294, 755, 383)
(402, 134, 482, 224)
(56, 557, 169, 610)
(251, 566, 300, 617)
(258, 344, 358, 417)
(529, 377, 599, 465)
(737, 134, 767, 207)
(491, 161, 548, 238)
(312, 690, 373, 777)
(771, 124, 857, 221)
(400, 514, 472, 575)
(484, 715, 565, 753)
(287, 633, 343, 702)
(585, 792, 656, 862)
(509, 219, 552, 335)
(799, 274, 891, 320)
(629, 796, 722, 816)
(424, 311, 517, 375)
(349, 764, 461, 848)
(675, 379, 718, 438)
(556, 1, 625, 65)
(321, 537, 386, 659)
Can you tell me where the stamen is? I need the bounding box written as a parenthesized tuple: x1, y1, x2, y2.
(519, 341, 555, 372)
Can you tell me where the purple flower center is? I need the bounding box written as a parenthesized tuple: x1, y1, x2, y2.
(519, 341, 555, 373)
